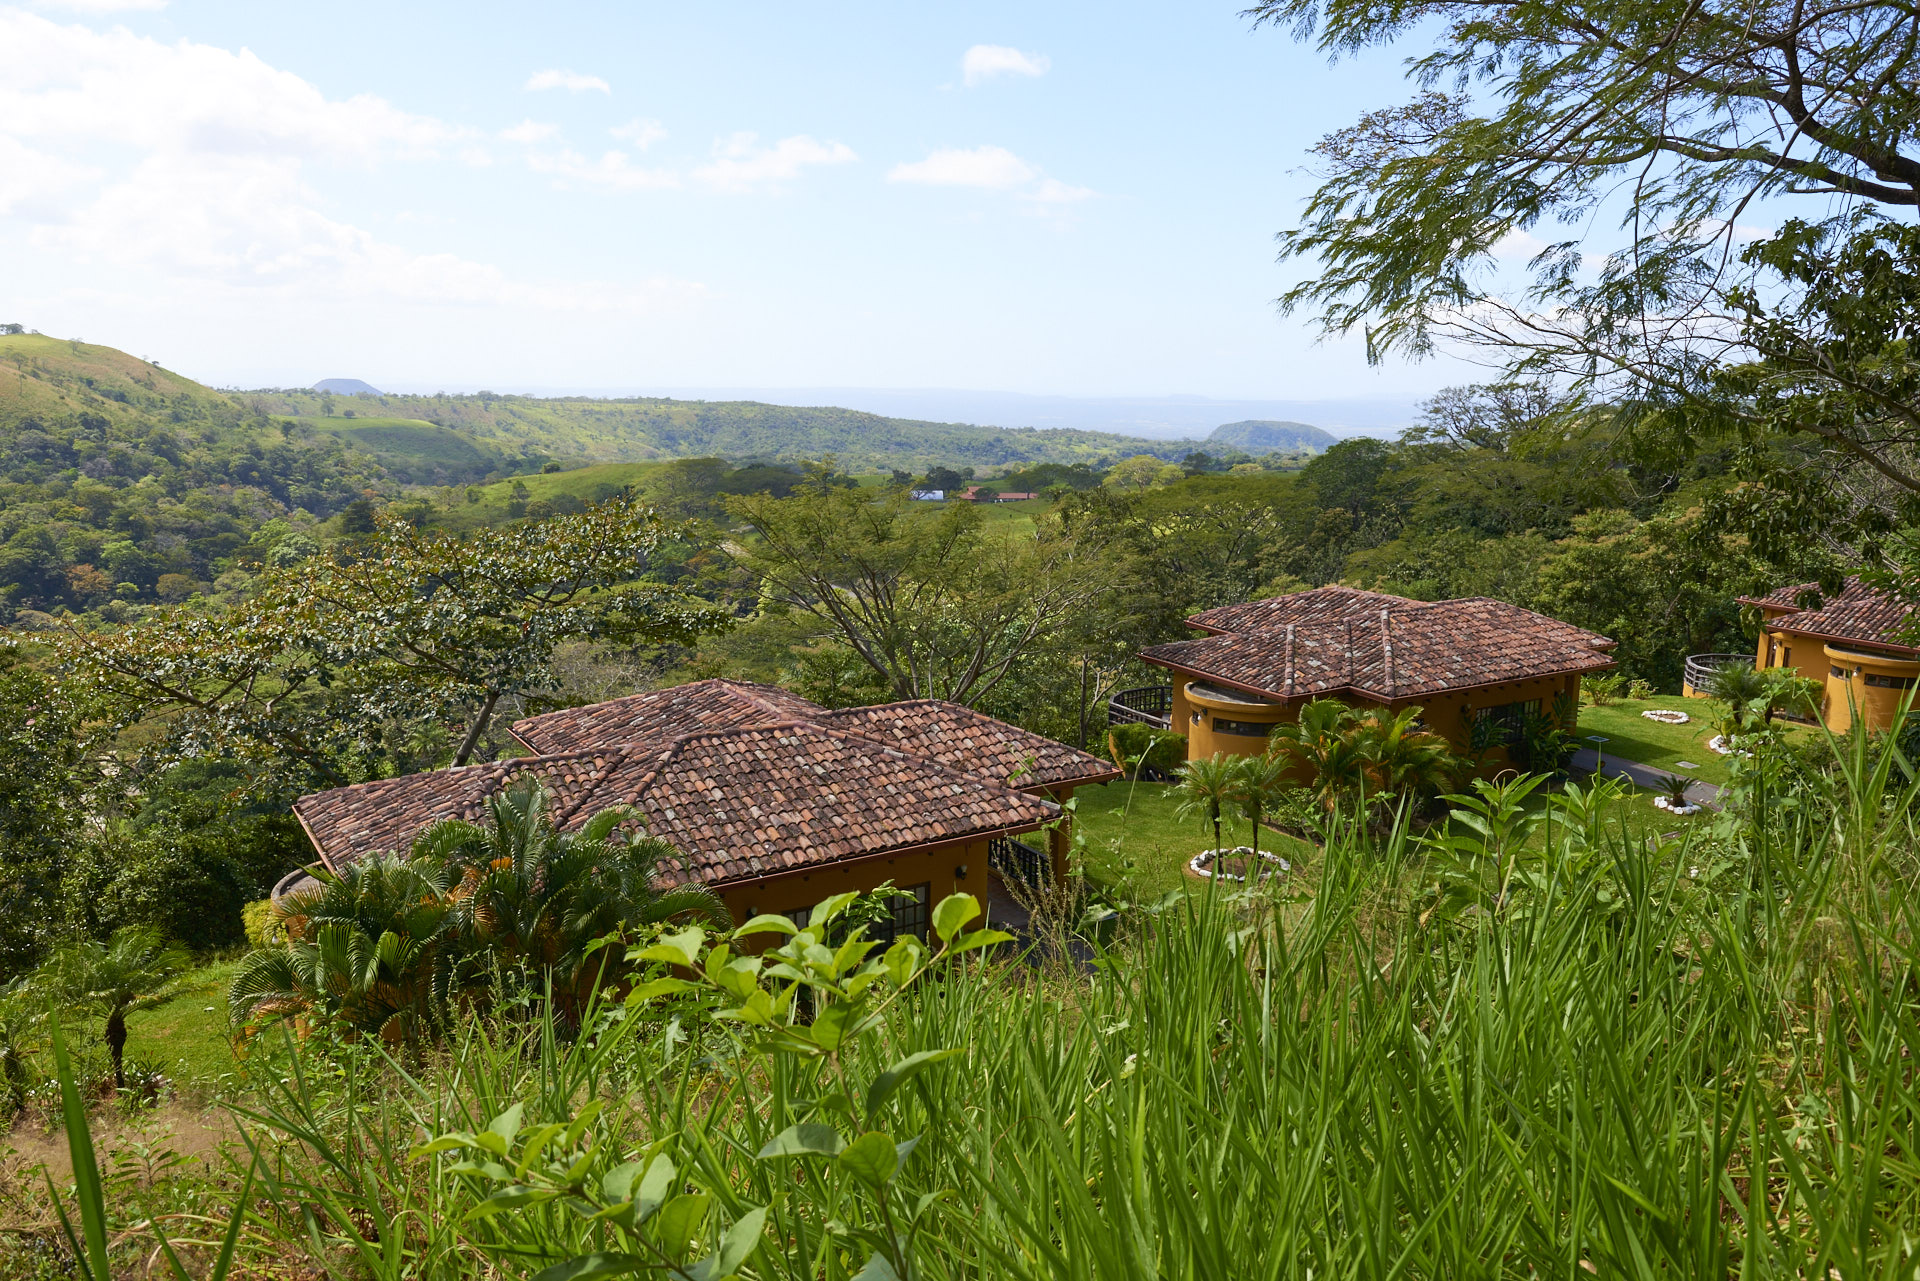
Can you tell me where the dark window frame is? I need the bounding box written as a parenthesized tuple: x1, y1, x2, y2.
(1213, 718, 1275, 738)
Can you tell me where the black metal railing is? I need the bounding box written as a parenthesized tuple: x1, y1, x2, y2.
(990, 835, 1050, 890)
(1684, 653, 1752, 691)
(1107, 684, 1173, 729)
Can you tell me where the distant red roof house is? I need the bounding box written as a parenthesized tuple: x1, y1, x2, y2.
(1735, 576, 1920, 733)
(1736, 577, 1917, 655)
(291, 680, 1117, 924)
(1137, 586, 1615, 764)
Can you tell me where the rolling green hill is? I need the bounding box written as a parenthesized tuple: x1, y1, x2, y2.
(254, 388, 1205, 473)
(304, 417, 515, 484)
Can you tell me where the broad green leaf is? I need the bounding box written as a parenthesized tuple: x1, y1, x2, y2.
(655, 1192, 710, 1262)
(809, 999, 861, 1051)
(465, 1186, 557, 1220)
(635, 1153, 676, 1221)
(528, 1252, 650, 1281)
(837, 1131, 898, 1188)
(601, 1160, 643, 1203)
(865, 1048, 963, 1117)
(951, 928, 1014, 955)
(850, 1251, 903, 1280)
(707, 1206, 767, 1277)
(734, 914, 799, 937)
(625, 977, 697, 1007)
(757, 1123, 847, 1159)
(831, 935, 879, 977)
(635, 925, 705, 969)
(809, 891, 859, 930)
(931, 893, 980, 945)
(487, 1103, 525, 1145)
(411, 1134, 475, 1158)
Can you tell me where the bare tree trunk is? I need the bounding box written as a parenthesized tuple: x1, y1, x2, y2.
(106, 1009, 126, 1089)
(454, 690, 501, 767)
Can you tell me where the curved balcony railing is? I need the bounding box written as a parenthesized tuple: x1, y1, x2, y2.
(989, 834, 1051, 890)
(1684, 652, 1753, 691)
(1107, 684, 1173, 729)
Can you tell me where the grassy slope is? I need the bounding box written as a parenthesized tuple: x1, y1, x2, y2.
(1073, 780, 1315, 896)
(0, 334, 235, 428)
(305, 416, 509, 475)
(1575, 693, 1812, 787)
(124, 960, 241, 1086)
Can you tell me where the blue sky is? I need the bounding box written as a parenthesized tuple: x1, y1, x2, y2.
(0, 0, 1491, 412)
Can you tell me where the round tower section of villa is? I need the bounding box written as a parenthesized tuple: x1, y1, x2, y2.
(1181, 680, 1292, 758)
(1736, 577, 1920, 733)
(1820, 644, 1920, 733)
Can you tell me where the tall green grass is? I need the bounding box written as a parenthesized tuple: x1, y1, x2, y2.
(33, 752, 1920, 1277)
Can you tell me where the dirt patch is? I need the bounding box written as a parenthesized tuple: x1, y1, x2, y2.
(1, 1100, 244, 1193)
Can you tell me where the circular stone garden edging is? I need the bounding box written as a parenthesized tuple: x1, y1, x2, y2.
(1641, 709, 1690, 724)
(1652, 795, 1703, 817)
(1188, 847, 1292, 884)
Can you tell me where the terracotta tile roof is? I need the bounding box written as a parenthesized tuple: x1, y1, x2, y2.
(1738, 577, 1918, 654)
(814, 701, 1119, 790)
(293, 750, 618, 870)
(509, 679, 827, 754)
(293, 723, 1058, 888)
(1144, 593, 1615, 701)
(600, 722, 1060, 886)
(1187, 586, 1421, 635)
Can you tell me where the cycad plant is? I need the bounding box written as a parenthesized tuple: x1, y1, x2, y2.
(1174, 754, 1242, 851)
(230, 780, 729, 1042)
(1232, 751, 1292, 869)
(45, 926, 190, 1089)
(227, 854, 461, 1044)
(1270, 699, 1369, 811)
(430, 782, 730, 1024)
(1353, 706, 1463, 802)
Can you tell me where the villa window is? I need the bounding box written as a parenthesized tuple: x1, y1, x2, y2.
(1213, 718, 1274, 737)
(1831, 665, 1852, 680)
(881, 883, 932, 943)
(1474, 699, 1538, 744)
(1865, 673, 1918, 690)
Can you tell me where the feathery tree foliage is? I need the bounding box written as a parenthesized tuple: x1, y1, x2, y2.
(67, 497, 726, 782)
(1252, 0, 1920, 568)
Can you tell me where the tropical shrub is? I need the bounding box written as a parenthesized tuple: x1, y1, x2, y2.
(42, 926, 190, 1088)
(1105, 722, 1186, 780)
(1583, 672, 1625, 706)
(228, 780, 730, 1043)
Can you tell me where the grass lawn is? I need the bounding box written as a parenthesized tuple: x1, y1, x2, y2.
(1072, 779, 1314, 897)
(123, 959, 241, 1087)
(1574, 694, 1813, 787)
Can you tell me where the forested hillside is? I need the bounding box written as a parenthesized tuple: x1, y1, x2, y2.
(247, 387, 1205, 473)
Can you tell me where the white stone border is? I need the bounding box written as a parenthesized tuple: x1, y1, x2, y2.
(1652, 795, 1702, 817)
(1707, 735, 1753, 757)
(1641, 709, 1689, 724)
(1189, 846, 1292, 883)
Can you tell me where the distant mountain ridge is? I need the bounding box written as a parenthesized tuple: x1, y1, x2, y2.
(1207, 420, 1337, 454)
(313, 377, 381, 394)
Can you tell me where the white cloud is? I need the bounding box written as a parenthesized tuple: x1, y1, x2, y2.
(1022, 177, 1096, 206)
(501, 119, 559, 144)
(694, 132, 856, 192)
(961, 45, 1050, 86)
(888, 145, 1034, 189)
(525, 68, 611, 94)
(527, 148, 678, 191)
(610, 118, 667, 149)
(0, 12, 696, 313)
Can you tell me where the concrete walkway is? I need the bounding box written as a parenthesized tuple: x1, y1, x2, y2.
(1568, 747, 1723, 810)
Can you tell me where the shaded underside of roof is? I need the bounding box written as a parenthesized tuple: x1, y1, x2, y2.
(1740, 577, 1918, 654)
(294, 723, 1059, 888)
(1145, 596, 1615, 701)
(509, 679, 828, 755)
(814, 700, 1117, 790)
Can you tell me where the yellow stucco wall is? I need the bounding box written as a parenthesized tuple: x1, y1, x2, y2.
(1819, 644, 1920, 733)
(1165, 669, 1585, 775)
